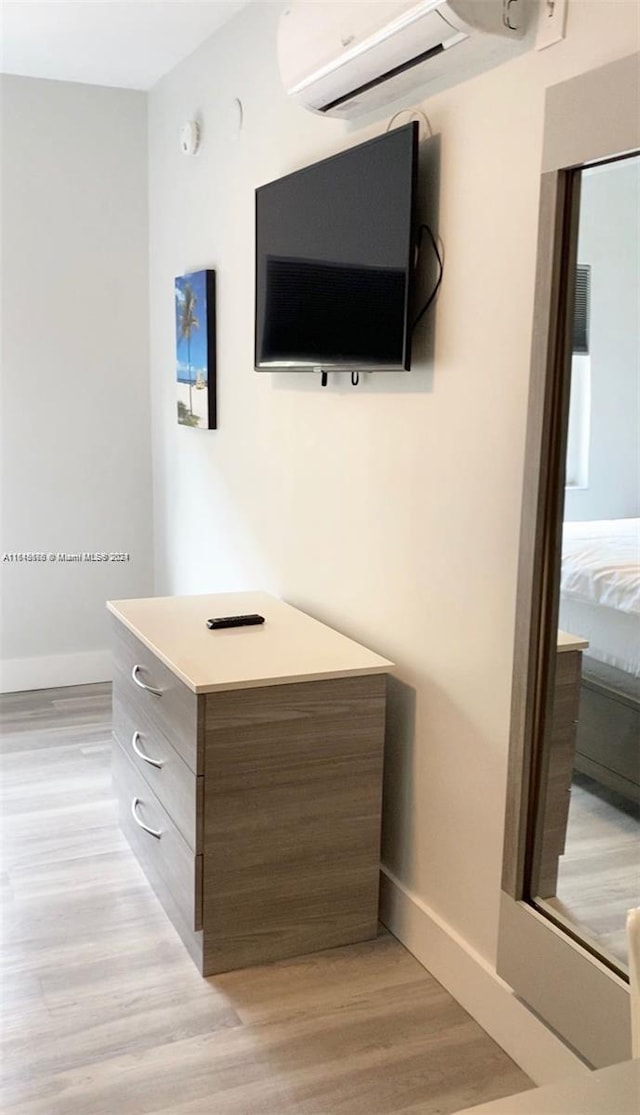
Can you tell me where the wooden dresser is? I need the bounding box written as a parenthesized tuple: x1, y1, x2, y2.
(536, 630, 588, 899)
(108, 592, 392, 976)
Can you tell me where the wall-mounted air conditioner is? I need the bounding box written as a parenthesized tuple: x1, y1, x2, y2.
(278, 0, 536, 118)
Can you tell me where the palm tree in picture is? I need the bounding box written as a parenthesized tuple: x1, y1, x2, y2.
(179, 282, 199, 416)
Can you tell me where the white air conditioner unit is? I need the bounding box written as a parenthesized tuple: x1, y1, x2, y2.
(278, 0, 536, 118)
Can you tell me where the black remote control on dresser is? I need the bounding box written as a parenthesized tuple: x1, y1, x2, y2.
(206, 614, 265, 630)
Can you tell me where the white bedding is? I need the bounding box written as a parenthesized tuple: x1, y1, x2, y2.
(561, 518, 640, 616)
(560, 518, 640, 677)
(558, 597, 640, 677)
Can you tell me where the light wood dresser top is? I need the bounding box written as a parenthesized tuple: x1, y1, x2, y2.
(557, 629, 589, 653)
(107, 591, 394, 694)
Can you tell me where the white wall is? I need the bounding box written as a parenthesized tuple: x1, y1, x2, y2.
(0, 76, 154, 691)
(147, 2, 639, 1080)
(564, 157, 640, 522)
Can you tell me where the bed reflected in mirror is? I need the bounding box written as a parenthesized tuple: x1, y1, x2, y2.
(533, 154, 640, 972)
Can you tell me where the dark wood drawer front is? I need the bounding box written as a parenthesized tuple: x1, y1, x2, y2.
(113, 686, 203, 853)
(536, 650, 582, 898)
(112, 618, 201, 773)
(113, 738, 202, 932)
(578, 682, 640, 791)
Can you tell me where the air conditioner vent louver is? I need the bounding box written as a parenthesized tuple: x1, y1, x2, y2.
(319, 40, 448, 113)
(279, 1, 534, 119)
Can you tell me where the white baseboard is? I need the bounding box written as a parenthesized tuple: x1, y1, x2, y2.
(0, 650, 112, 693)
(379, 867, 589, 1088)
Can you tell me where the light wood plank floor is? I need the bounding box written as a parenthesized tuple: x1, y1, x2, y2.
(553, 774, 640, 968)
(0, 683, 531, 1115)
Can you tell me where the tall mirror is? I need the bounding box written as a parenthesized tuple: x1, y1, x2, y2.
(498, 53, 640, 1068)
(532, 154, 640, 974)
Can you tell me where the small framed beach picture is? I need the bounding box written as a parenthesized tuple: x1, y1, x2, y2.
(175, 269, 216, 429)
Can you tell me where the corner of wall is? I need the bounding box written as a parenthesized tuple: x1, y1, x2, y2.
(380, 868, 589, 1086)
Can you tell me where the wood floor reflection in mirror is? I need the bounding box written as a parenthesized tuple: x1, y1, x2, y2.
(546, 773, 639, 969)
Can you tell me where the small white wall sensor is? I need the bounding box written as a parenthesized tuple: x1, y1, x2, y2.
(180, 121, 201, 156)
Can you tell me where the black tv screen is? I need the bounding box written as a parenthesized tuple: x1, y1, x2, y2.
(255, 122, 418, 372)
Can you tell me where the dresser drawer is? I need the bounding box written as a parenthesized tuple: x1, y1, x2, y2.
(112, 618, 201, 773)
(113, 687, 203, 853)
(113, 738, 202, 932)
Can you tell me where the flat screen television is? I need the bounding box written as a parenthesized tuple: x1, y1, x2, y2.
(255, 122, 419, 372)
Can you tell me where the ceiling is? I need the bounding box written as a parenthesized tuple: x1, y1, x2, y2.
(0, 1, 250, 90)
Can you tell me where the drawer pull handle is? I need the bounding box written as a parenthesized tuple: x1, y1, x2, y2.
(131, 797, 161, 839)
(131, 664, 163, 696)
(131, 731, 164, 770)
